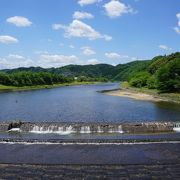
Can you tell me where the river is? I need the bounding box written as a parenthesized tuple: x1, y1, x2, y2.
(0, 83, 179, 122)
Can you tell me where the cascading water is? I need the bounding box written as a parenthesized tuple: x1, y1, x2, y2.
(97, 126, 104, 133)
(14, 122, 175, 135)
(108, 125, 123, 133)
(80, 126, 91, 134)
(30, 125, 75, 135)
(173, 123, 180, 132)
(29, 124, 124, 135)
(30, 125, 69, 134)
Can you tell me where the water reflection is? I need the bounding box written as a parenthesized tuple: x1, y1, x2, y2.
(0, 83, 179, 122)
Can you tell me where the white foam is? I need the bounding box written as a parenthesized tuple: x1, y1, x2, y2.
(30, 125, 75, 135)
(30, 125, 124, 135)
(108, 125, 123, 134)
(117, 125, 123, 133)
(80, 126, 91, 134)
(1, 141, 180, 146)
(173, 127, 180, 132)
(173, 123, 180, 132)
(8, 128, 21, 132)
(97, 126, 104, 133)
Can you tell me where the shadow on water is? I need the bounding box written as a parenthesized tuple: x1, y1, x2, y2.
(155, 101, 180, 111)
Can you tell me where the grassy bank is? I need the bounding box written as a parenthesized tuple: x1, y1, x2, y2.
(0, 82, 100, 93)
(121, 82, 180, 104)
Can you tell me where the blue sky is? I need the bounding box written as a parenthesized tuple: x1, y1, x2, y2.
(0, 0, 180, 69)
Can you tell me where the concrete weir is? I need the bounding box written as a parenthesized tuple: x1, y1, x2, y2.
(0, 122, 180, 179)
(0, 121, 178, 134)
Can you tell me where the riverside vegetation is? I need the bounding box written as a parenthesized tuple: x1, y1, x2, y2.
(0, 71, 106, 92)
(0, 52, 179, 96)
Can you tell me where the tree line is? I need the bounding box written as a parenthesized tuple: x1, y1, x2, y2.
(0, 72, 74, 86)
(0, 71, 108, 87)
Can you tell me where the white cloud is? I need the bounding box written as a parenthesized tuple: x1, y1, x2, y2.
(0, 58, 9, 69)
(81, 46, 96, 56)
(174, 27, 180, 34)
(6, 16, 32, 27)
(8, 54, 25, 59)
(131, 57, 138, 61)
(0, 35, 18, 44)
(52, 24, 66, 30)
(176, 13, 180, 26)
(103, 35, 113, 41)
(0, 54, 33, 69)
(73, 11, 94, 20)
(174, 13, 180, 34)
(105, 52, 129, 59)
(159, 45, 172, 51)
(52, 20, 112, 41)
(0, 53, 82, 69)
(103, 0, 135, 18)
(34, 51, 48, 54)
(39, 54, 79, 67)
(69, 45, 75, 49)
(86, 59, 100, 65)
(78, 0, 100, 6)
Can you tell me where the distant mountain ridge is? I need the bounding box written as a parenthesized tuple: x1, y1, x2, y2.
(1, 52, 179, 84)
(1, 61, 150, 81)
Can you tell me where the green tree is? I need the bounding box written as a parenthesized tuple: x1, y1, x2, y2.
(156, 59, 180, 92)
(147, 75, 157, 89)
(129, 71, 150, 88)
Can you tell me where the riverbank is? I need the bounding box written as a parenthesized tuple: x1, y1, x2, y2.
(0, 81, 100, 93)
(104, 82, 180, 104)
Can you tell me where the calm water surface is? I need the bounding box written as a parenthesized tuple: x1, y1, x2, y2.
(0, 83, 179, 123)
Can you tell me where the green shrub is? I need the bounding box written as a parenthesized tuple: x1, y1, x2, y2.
(147, 75, 157, 89)
(129, 72, 150, 88)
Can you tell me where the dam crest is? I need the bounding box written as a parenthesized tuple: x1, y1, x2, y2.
(0, 122, 179, 134)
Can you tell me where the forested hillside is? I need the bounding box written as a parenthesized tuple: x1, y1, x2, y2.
(1, 61, 150, 82)
(113, 60, 151, 81)
(0, 53, 179, 92)
(129, 52, 180, 92)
